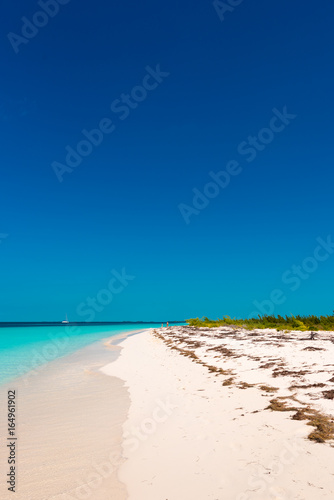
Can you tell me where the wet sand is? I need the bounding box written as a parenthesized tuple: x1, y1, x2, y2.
(0, 330, 143, 500)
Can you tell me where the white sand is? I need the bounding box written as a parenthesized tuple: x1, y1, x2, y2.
(102, 328, 334, 500)
(156, 326, 334, 416)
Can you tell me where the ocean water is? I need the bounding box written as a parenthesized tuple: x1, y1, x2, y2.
(0, 323, 169, 385)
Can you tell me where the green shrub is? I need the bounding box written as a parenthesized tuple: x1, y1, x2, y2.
(186, 313, 334, 331)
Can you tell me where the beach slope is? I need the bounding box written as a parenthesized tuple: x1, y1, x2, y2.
(102, 327, 334, 500)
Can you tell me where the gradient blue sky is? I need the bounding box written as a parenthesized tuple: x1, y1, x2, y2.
(0, 1, 333, 321)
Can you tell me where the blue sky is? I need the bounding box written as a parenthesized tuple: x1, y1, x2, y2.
(0, 1, 333, 321)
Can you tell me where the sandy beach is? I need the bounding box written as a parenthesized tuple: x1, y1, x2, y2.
(0, 330, 143, 500)
(102, 326, 334, 500)
(1, 325, 333, 499)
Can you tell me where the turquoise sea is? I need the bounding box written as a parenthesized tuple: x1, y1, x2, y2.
(0, 323, 174, 385)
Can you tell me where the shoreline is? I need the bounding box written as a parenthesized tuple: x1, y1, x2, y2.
(102, 326, 334, 499)
(0, 328, 146, 500)
(1, 325, 333, 498)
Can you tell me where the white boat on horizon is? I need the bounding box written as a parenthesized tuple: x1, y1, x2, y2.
(62, 314, 69, 324)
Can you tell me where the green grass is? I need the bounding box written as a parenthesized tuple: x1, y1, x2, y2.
(186, 314, 334, 332)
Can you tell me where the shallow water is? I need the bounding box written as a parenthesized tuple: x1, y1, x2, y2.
(0, 329, 132, 500)
(0, 323, 161, 385)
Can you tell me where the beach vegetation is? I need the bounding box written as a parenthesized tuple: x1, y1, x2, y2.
(293, 408, 334, 443)
(259, 385, 279, 393)
(238, 382, 254, 389)
(267, 400, 334, 443)
(186, 313, 334, 332)
(266, 398, 298, 412)
(222, 377, 234, 386)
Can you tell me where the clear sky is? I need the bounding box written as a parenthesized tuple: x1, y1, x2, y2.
(1, 1, 333, 321)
